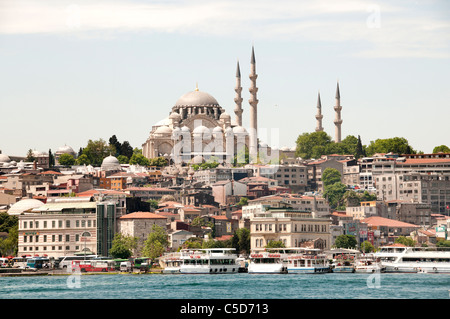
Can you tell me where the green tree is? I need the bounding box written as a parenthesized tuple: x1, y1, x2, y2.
(26, 149, 35, 162)
(295, 131, 333, 159)
(129, 153, 151, 166)
(232, 228, 251, 255)
(48, 149, 55, 167)
(237, 197, 248, 207)
(265, 240, 285, 248)
(76, 154, 90, 165)
(147, 199, 159, 211)
(117, 155, 129, 164)
(394, 236, 416, 247)
(0, 212, 18, 233)
(334, 235, 357, 249)
(109, 233, 138, 259)
(360, 240, 374, 253)
(433, 145, 450, 153)
(366, 137, 416, 156)
(82, 139, 114, 167)
(120, 141, 134, 159)
(436, 239, 450, 247)
(109, 135, 122, 157)
(355, 135, 366, 159)
(182, 237, 203, 249)
(142, 224, 169, 260)
(324, 182, 347, 208)
(322, 168, 342, 188)
(58, 153, 76, 166)
(0, 225, 18, 256)
(149, 157, 168, 167)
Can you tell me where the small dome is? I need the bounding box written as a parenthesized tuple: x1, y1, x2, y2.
(213, 126, 223, 133)
(0, 154, 11, 163)
(191, 155, 204, 164)
(193, 125, 210, 134)
(57, 145, 75, 155)
(101, 155, 121, 171)
(181, 126, 190, 132)
(154, 126, 173, 135)
(7, 199, 44, 215)
(220, 112, 231, 120)
(169, 112, 181, 120)
(233, 126, 247, 134)
(280, 146, 290, 152)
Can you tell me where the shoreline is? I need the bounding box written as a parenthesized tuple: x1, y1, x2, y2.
(0, 268, 164, 277)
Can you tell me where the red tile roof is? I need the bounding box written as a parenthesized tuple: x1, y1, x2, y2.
(119, 212, 166, 219)
(362, 216, 420, 228)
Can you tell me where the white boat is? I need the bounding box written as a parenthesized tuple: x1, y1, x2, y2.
(354, 253, 385, 273)
(283, 248, 330, 274)
(247, 249, 288, 274)
(375, 246, 450, 273)
(179, 248, 239, 274)
(326, 248, 359, 273)
(159, 252, 182, 274)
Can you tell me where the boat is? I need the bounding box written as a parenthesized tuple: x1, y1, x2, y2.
(159, 252, 182, 274)
(374, 245, 450, 273)
(326, 248, 359, 273)
(179, 248, 239, 274)
(354, 253, 385, 273)
(283, 248, 330, 274)
(247, 249, 288, 274)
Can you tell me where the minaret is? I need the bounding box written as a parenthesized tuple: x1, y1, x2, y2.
(334, 81, 343, 143)
(234, 60, 243, 126)
(248, 46, 259, 162)
(315, 91, 324, 132)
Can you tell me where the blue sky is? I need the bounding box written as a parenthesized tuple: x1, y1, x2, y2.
(0, 0, 449, 157)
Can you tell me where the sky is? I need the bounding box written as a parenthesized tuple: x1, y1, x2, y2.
(0, 0, 449, 157)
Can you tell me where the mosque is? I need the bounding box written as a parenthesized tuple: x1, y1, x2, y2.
(141, 46, 344, 166)
(142, 47, 261, 166)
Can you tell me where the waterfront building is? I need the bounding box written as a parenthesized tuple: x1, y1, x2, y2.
(361, 216, 420, 246)
(250, 208, 332, 250)
(17, 198, 98, 258)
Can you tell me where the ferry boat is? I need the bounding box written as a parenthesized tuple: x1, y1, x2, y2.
(354, 253, 385, 273)
(374, 246, 450, 273)
(159, 252, 182, 274)
(179, 248, 239, 274)
(326, 249, 360, 273)
(247, 249, 288, 274)
(283, 248, 330, 274)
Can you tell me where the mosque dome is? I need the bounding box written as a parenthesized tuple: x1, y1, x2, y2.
(56, 145, 76, 155)
(169, 112, 181, 120)
(220, 112, 231, 120)
(233, 126, 247, 134)
(101, 155, 121, 171)
(0, 154, 11, 163)
(181, 126, 190, 133)
(7, 198, 44, 215)
(193, 125, 210, 135)
(174, 90, 220, 108)
(154, 126, 173, 135)
(213, 126, 223, 133)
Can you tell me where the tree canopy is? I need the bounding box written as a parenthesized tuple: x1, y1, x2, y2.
(142, 224, 169, 260)
(81, 139, 114, 166)
(334, 235, 357, 249)
(295, 132, 366, 159)
(58, 153, 75, 166)
(366, 137, 417, 156)
(433, 145, 450, 153)
(109, 233, 138, 259)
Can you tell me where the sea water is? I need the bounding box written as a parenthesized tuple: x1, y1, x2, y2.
(1, 273, 449, 299)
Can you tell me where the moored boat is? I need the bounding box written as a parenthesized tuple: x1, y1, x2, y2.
(247, 249, 287, 274)
(354, 253, 385, 273)
(374, 245, 450, 273)
(283, 248, 330, 274)
(159, 252, 182, 274)
(179, 248, 239, 274)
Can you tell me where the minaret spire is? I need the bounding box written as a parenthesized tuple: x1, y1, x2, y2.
(315, 91, 323, 132)
(248, 45, 259, 163)
(234, 60, 243, 126)
(334, 81, 343, 143)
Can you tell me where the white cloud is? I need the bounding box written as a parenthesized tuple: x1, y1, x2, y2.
(0, 0, 449, 58)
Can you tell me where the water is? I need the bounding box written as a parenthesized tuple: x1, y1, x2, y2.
(1, 272, 449, 299)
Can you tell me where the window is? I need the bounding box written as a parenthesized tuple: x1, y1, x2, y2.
(58, 235, 62, 242)
(24, 236, 27, 243)
(58, 220, 62, 228)
(52, 235, 55, 242)
(43, 235, 47, 242)
(66, 220, 70, 228)
(66, 235, 70, 242)
(43, 221, 47, 228)
(76, 220, 80, 227)
(23, 221, 27, 229)
(52, 221, 55, 228)
(76, 234, 80, 241)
